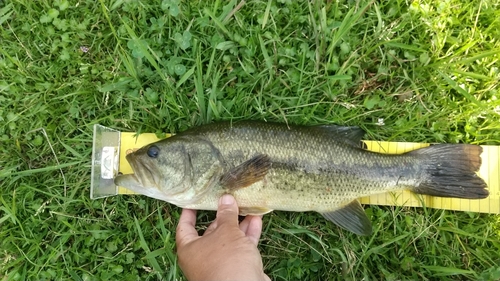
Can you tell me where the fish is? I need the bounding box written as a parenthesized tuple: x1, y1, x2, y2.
(114, 121, 489, 235)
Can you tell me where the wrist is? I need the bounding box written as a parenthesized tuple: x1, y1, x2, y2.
(205, 262, 265, 281)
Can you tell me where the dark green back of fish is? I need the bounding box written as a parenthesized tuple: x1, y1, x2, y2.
(184, 121, 424, 200)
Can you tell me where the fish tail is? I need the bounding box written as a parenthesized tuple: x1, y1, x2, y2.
(409, 144, 488, 199)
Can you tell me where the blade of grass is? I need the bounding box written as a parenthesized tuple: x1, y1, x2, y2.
(176, 65, 195, 89)
(438, 71, 482, 106)
(120, 17, 170, 85)
(421, 266, 475, 277)
(204, 7, 232, 39)
(261, 0, 272, 29)
(327, 0, 374, 61)
(195, 46, 207, 123)
(0, 3, 13, 25)
(133, 216, 163, 279)
(451, 70, 492, 80)
(258, 34, 273, 78)
(0, 161, 83, 178)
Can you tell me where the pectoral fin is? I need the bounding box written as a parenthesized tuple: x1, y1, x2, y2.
(220, 154, 271, 190)
(239, 206, 273, 216)
(320, 200, 372, 236)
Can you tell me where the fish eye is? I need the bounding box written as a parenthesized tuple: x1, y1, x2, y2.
(147, 145, 160, 158)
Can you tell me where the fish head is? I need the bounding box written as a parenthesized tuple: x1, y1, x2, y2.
(114, 138, 192, 202)
(114, 136, 223, 205)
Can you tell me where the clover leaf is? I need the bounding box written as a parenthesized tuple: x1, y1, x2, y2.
(161, 0, 180, 17)
(174, 31, 192, 50)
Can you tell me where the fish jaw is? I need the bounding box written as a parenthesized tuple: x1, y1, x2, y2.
(114, 174, 173, 202)
(125, 152, 161, 188)
(114, 173, 140, 188)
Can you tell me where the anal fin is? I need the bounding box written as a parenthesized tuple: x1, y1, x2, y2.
(320, 200, 372, 236)
(239, 206, 273, 216)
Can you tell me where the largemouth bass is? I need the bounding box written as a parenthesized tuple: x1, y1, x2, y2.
(115, 121, 488, 235)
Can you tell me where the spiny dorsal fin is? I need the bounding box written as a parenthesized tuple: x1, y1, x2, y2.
(220, 154, 271, 190)
(315, 125, 366, 148)
(320, 200, 372, 236)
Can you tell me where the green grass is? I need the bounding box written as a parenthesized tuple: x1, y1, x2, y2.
(1, 0, 500, 280)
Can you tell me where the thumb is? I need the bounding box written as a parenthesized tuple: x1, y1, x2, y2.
(215, 194, 239, 227)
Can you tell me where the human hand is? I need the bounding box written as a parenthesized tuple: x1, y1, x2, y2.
(176, 194, 270, 281)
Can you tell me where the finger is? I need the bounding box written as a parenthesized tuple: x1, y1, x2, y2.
(176, 209, 199, 247)
(203, 219, 218, 236)
(238, 215, 254, 234)
(215, 194, 239, 227)
(245, 216, 263, 246)
(239, 215, 263, 233)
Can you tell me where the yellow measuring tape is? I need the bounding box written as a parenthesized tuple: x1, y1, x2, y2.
(117, 132, 499, 214)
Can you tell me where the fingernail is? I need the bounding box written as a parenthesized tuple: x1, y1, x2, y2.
(220, 194, 234, 206)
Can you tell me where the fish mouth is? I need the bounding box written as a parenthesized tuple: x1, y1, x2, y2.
(126, 154, 159, 188)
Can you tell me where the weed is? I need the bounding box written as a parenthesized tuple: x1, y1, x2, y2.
(1, 0, 499, 280)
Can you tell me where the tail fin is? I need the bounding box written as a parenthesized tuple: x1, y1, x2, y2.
(409, 144, 488, 199)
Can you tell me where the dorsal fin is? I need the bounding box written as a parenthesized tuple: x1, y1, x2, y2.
(315, 125, 366, 148)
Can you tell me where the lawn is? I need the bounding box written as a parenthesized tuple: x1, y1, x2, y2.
(1, 0, 500, 280)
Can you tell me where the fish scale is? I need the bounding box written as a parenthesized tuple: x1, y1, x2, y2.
(115, 121, 489, 235)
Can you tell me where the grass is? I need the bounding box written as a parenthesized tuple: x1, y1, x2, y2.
(1, 0, 500, 280)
